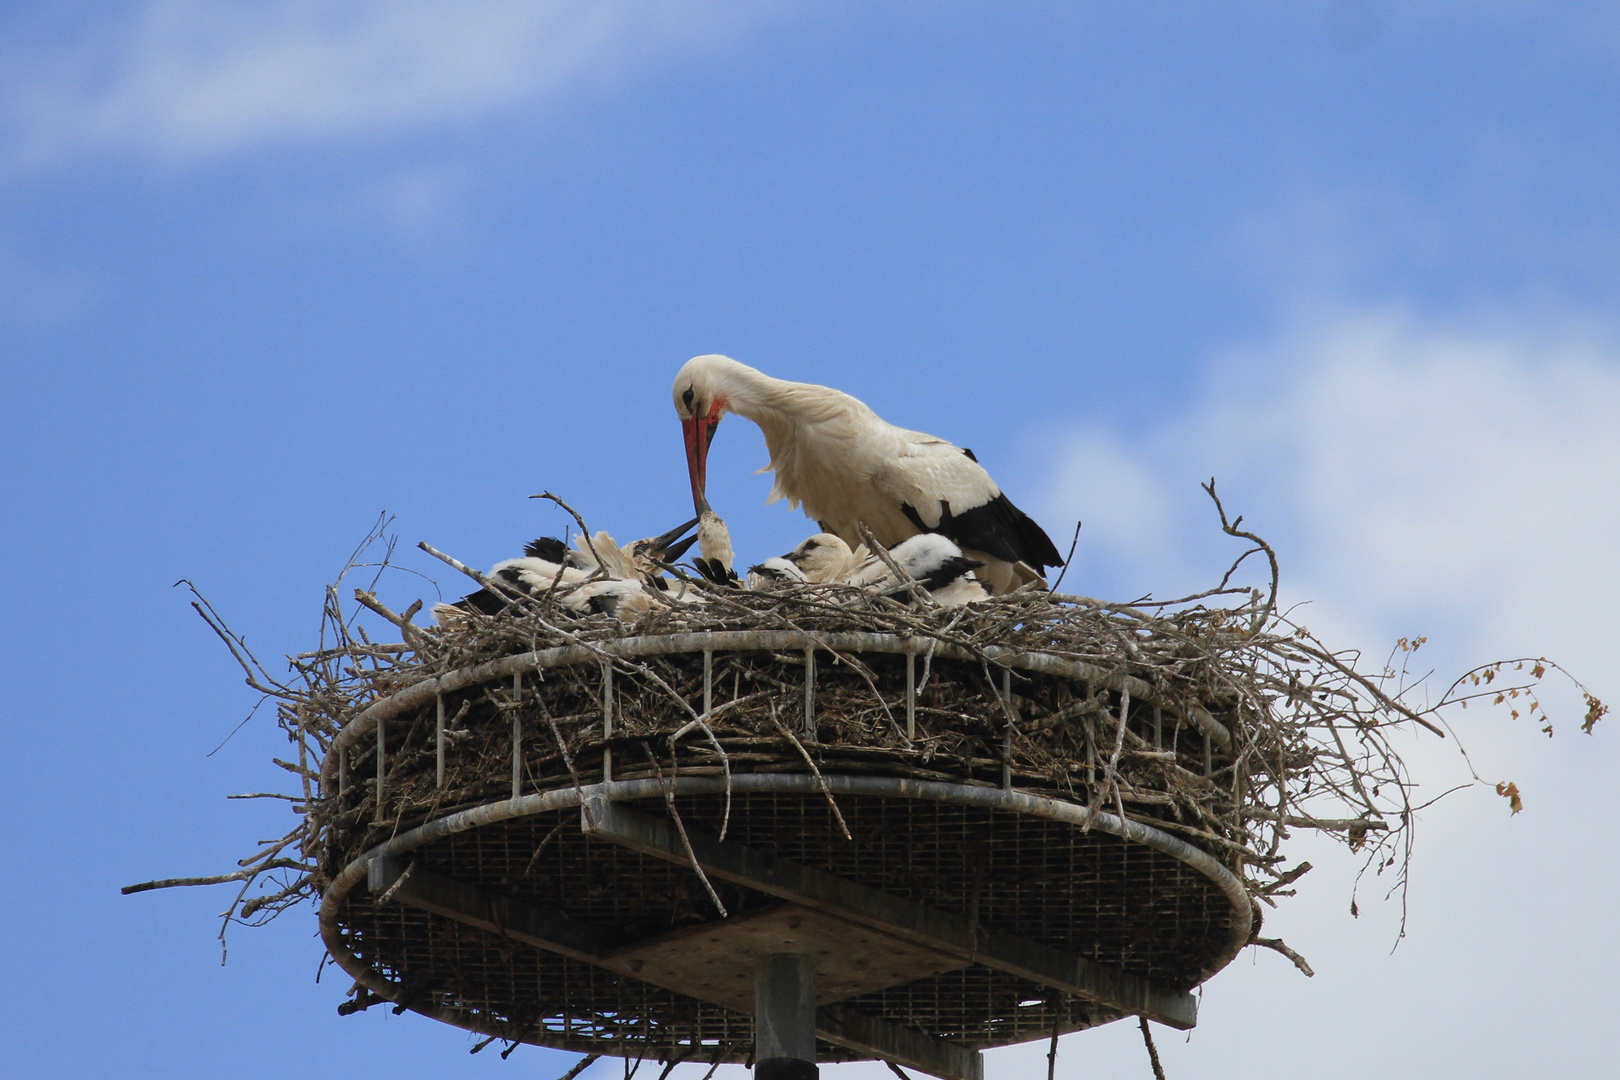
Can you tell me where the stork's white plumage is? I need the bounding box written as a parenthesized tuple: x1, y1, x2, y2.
(747, 532, 987, 606)
(691, 510, 739, 585)
(748, 532, 860, 588)
(433, 518, 700, 623)
(847, 533, 988, 606)
(673, 354, 1063, 593)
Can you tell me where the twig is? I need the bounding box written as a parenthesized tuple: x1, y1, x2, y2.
(767, 704, 852, 840)
(1139, 1017, 1167, 1080)
(121, 859, 312, 895)
(1046, 519, 1083, 595)
(531, 492, 609, 575)
(1046, 1006, 1061, 1080)
(857, 521, 935, 607)
(1253, 937, 1315, 977)
(641, 742, 727, 918)
(552, 1053, 601, 1080)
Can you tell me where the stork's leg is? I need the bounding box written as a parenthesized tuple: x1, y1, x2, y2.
(755, 953, 817, 1079)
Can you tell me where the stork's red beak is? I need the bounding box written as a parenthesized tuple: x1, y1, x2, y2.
(682, 409, 720, 515)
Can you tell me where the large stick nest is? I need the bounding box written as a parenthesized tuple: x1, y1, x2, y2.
(138, 489, 1605, 1023)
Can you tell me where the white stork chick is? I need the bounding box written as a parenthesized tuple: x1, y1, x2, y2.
(672, 354, 1063, 593)
(435, 518, 699, 623)
(566, 578, 666, 620)
(747, 533, 858, 589)
(848, 533, 988, 607)
(745, 556, 805, 589)
(691, 509, 739, 585)
(431, 551, 587, 624)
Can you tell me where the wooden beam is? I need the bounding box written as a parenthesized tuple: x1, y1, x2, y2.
(580, 797, 1197, 1030)
(818, 1006, 983, 1080)
(367, 856, 985, 1080)
(366, 857, 614, 962)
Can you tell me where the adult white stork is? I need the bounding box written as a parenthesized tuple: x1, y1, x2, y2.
(673, 354, 1063, 593)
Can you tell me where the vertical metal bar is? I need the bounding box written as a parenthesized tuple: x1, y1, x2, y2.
(905, 650, 916, 741)
(374, 717, 385, 822)
(1084, 686, 1097, 782)
(512, 673, 523, 800)
(602, 663, 614, 782)
(703, 648, 712, 717)
(802, 648, 815, 741)
(1153, 704, 1162, 750)
(435, 693, 445, 788)
(1203, 731, 1213, 776)
(755, 953, 817, 1077)
(1001, 669, 1013, 791)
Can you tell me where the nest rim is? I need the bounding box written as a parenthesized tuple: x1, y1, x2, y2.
(317, 628, 1233, 796)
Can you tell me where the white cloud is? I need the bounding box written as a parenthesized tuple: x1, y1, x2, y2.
(1017, 308, 1620, 1079)
(1047, 309, 1620, 689)
(2, 1, 800, 166)
(1042, 430, 1176, 568)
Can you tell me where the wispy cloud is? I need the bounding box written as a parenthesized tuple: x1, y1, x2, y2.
(1043, 309, 1620, 687)
(1, 1, 799, 167)
(1027, 303, 1620, 1080)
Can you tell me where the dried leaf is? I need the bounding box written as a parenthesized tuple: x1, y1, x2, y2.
(1583, 693, 1608, 735)
(1494, 780, 1523, 815)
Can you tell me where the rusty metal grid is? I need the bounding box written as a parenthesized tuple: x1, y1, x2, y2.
(334, 789, 1233, 1060)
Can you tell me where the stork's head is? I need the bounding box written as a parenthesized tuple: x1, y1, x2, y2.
(784, 533, 855, 584)
(672, 354, 736, 515)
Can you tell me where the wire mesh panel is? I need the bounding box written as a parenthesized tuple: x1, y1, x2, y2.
(322, 632, 1249, 1065)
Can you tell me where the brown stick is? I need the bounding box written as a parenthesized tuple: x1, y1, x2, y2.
(1139, 1017, 1167, 1080)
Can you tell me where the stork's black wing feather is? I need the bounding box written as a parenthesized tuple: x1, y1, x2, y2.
(914, 555, 983, 592)
(693, 557, 739, 586)
(901, 493, 1063, 571)
(523, 536, 569, 561)
(454, 587, 510, 616)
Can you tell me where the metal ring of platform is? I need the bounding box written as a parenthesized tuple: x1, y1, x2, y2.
(317, 629, 1252, 1078)
(320, 774, 1252, 1075)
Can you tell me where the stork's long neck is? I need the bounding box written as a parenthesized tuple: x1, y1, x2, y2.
(716, 364, 798, 426)
(715, 363, 832, 456)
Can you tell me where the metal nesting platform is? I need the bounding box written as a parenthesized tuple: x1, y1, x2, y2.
(316, 632, 1252, 1080)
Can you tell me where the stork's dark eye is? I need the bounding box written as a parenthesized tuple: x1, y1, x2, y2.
(682, 387, 695, 409)
(803, 540, 819, 550)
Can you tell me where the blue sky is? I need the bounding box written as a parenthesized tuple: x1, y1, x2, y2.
(2, 3, 1616, 1078)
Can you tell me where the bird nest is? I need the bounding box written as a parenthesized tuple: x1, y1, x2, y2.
(138, 495, 1604, 1075)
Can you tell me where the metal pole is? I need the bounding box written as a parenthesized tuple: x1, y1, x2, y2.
(374, 717, 385, 822)
(802, 648, 816, 742)
(703, 648, 712, 717)
(905, 650, 916, 741)
(602, 663, 614, 782)
(1002, 669, 1013, 791)
(512, 673, 523, 800)
(436, 693, 445, 788)
(755, 953, 817, 1080)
